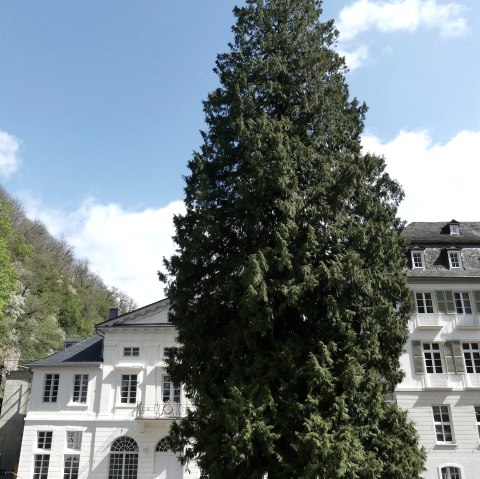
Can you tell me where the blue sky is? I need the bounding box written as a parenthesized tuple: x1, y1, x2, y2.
(1, 0, 479, 305)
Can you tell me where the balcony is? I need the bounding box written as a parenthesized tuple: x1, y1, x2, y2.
(464, 374, 480, 389)
(454, 314, 480, 329)
(423, 374, 453, 390)
(135, 401, 187, 420)
(412, 313, 443, 329)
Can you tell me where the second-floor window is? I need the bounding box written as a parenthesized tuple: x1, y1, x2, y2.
(33, 454, 50, 479)
(123, 347, 139, 357)
(463, 343, 480, 373)
(454, 292, 472, 314)
(66, 431, 82, 451)
(121, 374, 137, 404)
(415, 292, 433, 313)
(72, 375, 89, 403)
(432, 405, 453, 443)
(64, 455, 80, 479)
(162, 375, 181, 403)
(43, 374, 60, 403)
(37, 431, 52, 450)
(423, 343, 443, 373)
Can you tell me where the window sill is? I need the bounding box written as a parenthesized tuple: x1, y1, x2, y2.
(66, 402, 89, 408)
(115, 363, 144, 370)
(433, 442, 457, 449)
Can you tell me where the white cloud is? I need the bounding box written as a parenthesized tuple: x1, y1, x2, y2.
(0, 131, 21, 177)
(362, 129, 480, 222)
(336, 0, 467, 70)
(23, 197, 186, 307)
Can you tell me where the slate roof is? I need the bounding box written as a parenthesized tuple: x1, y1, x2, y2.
(26, 334, 103, 367)
(404, 221, 480, 244)
(403, 221, 480, 278)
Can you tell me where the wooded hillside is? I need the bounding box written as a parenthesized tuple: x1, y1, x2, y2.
(0, 186, 136, 369)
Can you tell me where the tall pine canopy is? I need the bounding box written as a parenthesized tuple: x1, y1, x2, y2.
(162, 0, 425, 477)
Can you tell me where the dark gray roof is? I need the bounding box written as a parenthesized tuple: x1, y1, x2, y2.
(27, 334, 103, 367)
(404, 221, 480, 244)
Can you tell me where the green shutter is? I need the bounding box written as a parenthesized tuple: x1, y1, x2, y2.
(412, 341, 425, 374)
(443, 341, 455, 373)
(452, 341, 465, 373)
(436, 290, 455, 314)
(473, 291, 480, 314)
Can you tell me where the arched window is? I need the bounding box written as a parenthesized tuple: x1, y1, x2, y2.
(155, 438, 170, 452)
(441, 466, 461, 479)
(109, 436, 138, 479)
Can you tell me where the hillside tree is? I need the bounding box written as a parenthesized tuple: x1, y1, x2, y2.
(162, 0, 425, 477)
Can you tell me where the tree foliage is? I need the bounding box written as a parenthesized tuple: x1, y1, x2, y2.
(163, 1, 425, 477)
(0, 187, 136, 372)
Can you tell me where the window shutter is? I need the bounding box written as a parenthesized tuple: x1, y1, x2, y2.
(443, 341, 455, 373)
(411, 292, 417, 313)
(474, 291, 480, 313)
(412, 341, 425, 374)
(452, 341, 465, 373)
(436, 291, 454, 313)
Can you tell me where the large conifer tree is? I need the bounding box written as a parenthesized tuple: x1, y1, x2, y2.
(162, 1, 425, 477)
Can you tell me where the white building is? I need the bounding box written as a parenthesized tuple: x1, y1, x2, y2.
(398, 220, 480, 479)
(16, 299, 201, 479)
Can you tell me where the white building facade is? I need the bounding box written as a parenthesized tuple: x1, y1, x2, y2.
(397, 221, 480, 479)
(17, 299, 201, 479)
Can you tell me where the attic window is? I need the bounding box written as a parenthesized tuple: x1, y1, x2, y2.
(411, 251, 425, 269)
(124, 347, 139, 357)
(450, 224, 460, 235)
(448, 251, 462, 269)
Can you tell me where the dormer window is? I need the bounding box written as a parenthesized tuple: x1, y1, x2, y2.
(448, 220, 460, 235)
(448, 250, 462, 269)
(411, 251, 425, 269)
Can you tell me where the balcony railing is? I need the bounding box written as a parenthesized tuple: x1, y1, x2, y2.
(454, 314, 480, 329)
(423, 374, 453, 390)
(135, 401, 187, 420)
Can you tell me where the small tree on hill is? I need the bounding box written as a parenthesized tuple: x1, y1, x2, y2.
(162, 1, 425, 477)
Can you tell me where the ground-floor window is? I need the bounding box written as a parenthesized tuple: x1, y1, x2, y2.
(64, 455, 80, 479)
(109, 436, 138, 479)
(441, 466, 461, 479)
(33, 454, 50, 479)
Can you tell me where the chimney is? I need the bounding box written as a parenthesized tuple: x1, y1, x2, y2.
(108, 307, 122, 320)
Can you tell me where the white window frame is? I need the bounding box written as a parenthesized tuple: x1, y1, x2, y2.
(424, 343, 443, 373)
(415, 292, 434, 313)
(42, 374, 60, 403)
(449, 224, 460, 235)
(162, 374, 181, 403)
(63, 454, 80, 479)
(453, 291, 472, 314)
(33, 454, 50, 479)
(37, 431, 53, 450)
(66, 431, 82, 451)
(432, 405, 454, 444)
(448, 251, 461, 269)
(462, 343, 480, 373)
(439, 465, 463, 479)
(123, 347, 140, 357)
(72, 374, 89, 403)
(411, 250, 425, 268)
(475, 406, 480, 438)
(120, 374, 138, 404)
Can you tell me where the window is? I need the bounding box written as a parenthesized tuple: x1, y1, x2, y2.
(33, 455, 50, 479)
(454, 292, 472, 314)
(72, 374, 88, 403)
(424, 343, 443, 373)
(109, 436, 138, 479)
(411, 251, 424, 268)
(449, 224, 460, 235)
(448, 251, 461, 269)
(162, 375, 181, 403)
(441, 466, 461, 479)
(475, 406, 480, 437)
(64, 454, 80, 479)
(432, 405, 453, 443)
(415, 292, 434, 313)
(121, 374, 137, 404)
(463, 343, 480, 373)
(155, 438, 170, 452)
(43, 374, 60, 402)
(37, 431, 52, 450)
(163, 347, 178, 360)
(66, 431, 82, 451)
(123, 347, 139, 357)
